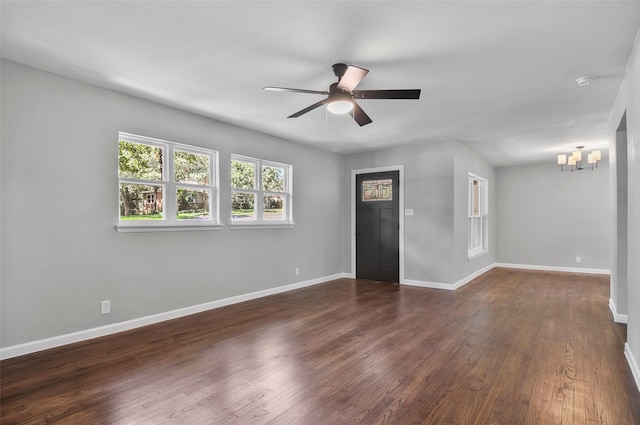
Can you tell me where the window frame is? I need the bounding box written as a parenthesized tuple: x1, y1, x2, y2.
(116, 132, 221, 233)
(468, 173, 489, 260)
(230, 154, 294, 229)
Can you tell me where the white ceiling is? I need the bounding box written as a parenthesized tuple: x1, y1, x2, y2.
(2, 1, 640, 166)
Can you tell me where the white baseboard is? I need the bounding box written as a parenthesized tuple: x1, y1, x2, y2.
(494, 262, 610, 275)
(609, 298, 628, 323)
(625, 343, 640, 393)
(0, 273, 349, 360)
(402, 263, 496, 291)
(402, 279, 457, 290)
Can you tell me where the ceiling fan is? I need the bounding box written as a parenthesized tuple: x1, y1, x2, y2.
(264, 63, 421, 126)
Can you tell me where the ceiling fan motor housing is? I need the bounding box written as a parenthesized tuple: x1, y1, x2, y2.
(332, 63, 349, 79)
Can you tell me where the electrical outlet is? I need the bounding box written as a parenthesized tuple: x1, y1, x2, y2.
(295, 267, 300, 276)
(101, 300, 111, 315)
(576, 256, 582, 264)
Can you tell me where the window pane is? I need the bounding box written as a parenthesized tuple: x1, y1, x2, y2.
(118, 141, 163, 180)
(362, 179, 393, 202)
(470, 217, 482, 249)
(472, 179, 480, 216)
(262, 165, 285, 192)
(119, 183, 164, 220)
(174, 150, 210, 185)
(177, 187, 210, 221)
(263, 195, 285, 220)
(231, 160, 255, 189)
(232, 192, 255, 220)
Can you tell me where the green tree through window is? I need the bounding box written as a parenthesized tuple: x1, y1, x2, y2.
(118, 141, 164, 219)
(118, 133, 218, 227)
(231, 155, 291, 224)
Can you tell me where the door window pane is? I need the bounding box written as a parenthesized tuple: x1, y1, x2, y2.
(362, 179, 393, 201)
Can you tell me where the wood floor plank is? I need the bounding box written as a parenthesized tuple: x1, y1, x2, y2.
(2, 268, 639, 424)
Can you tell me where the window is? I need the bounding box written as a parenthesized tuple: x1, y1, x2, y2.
(117, 132, 219, 231)
(362, 179, 393, 202)
(231, 154, 293, 227)
(468, 173, 488, 259)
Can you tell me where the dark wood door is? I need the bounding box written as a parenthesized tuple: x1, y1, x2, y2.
(356, 171, 399, 282)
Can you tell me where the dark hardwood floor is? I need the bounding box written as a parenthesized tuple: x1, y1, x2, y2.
(2, 268, 639, 424)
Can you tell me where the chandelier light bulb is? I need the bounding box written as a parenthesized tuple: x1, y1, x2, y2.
(557, 154, 567, 165)
(572, 149, 582, 162)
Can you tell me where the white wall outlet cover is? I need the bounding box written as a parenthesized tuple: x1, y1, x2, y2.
(101, 300, 111, 314)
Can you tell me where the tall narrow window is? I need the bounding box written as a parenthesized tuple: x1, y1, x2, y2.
(231, 154, 292, 226)
(468, 173, 488, 259)
(118, 132, 219, 230)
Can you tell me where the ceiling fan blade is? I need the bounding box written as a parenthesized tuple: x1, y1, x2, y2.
(288, 99, 327, 118)
(353, 89, 421, 99)
(337, 65, 369, 92)
(350, 101, 373, 126)
(264, 86, 329, 95)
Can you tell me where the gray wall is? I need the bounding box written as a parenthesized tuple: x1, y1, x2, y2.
(0, 60, 347, 348)
(608, 27, 640, 378)
(344, 140, 495, 286)
(496, 161, 610, 270)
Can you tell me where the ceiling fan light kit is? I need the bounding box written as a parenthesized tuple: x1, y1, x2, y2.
(264, 63, 421, 126)
(326, 86, 354, 114)
(327, 99, 353, 114)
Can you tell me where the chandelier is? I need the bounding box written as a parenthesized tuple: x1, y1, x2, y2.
(557, 146, 601, 171)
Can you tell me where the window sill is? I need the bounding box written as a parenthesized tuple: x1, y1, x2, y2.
(468, 249, 489, 261)
(115, 224, 224, 233)
(230, 222, 296, 230)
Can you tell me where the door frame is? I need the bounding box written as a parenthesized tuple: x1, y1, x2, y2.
(351, 165, 405, 283)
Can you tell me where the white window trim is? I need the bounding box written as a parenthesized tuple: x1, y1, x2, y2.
(468, 173, 489, 260)
(115, 132, 221, 232)
(115, 224, 223, 233)
(230, 154, 294, 228)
